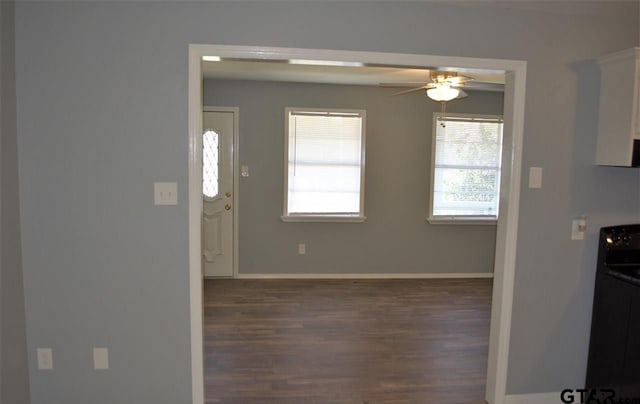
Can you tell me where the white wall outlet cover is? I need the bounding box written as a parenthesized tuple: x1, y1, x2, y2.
(571, 217, 587, 240)
(241, 165, 250, 177)
(154, 182, 178, 205)
(93, 347, 109, 370)
(37, 348, 53, 370)
(298, 243, 306, 255)
(529, 167, 543, 189)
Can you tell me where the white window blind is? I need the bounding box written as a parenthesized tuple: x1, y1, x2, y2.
(431, 114, 503, 219)
(285, 109, 365, 217)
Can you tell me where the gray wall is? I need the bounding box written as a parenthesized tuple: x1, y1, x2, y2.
(1, 1, 4, 398)
(12, 1, 639, 402)
(204, 79, 503, 275)
(1, 1, 30, 403)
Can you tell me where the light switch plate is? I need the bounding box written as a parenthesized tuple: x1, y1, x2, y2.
(529, 167, 543, 189)
(241, 165, 250, 177)
(154, 182, 177, 205)
(37, 348, 53, 370)
(93, 347, 109, 370)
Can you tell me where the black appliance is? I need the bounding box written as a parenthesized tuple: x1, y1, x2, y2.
(586, 225, 640, 396)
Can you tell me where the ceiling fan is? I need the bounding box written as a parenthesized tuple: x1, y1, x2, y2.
(381, 71, 476, 126)
(388, 71, 472, 101)
(380, 70, 504, 95)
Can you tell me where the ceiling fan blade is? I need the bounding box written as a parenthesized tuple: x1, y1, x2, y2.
(379, 82, 430, 88)
(392, 86, 428, 96)
(456, 89, 468, 99)
(462, 82, 505, 92)
(447, 75, 473, 85)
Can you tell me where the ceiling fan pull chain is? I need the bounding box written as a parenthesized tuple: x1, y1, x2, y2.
(441, 102, 447, 127)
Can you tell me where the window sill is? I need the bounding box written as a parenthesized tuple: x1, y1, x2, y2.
(281, 215, 367, 223)
(427, 216, 497, 225)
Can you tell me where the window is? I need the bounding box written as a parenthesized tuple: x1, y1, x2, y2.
(429, 113, 503, 224)
(202, 130, 219, 199)
(283, 108, 366, 222)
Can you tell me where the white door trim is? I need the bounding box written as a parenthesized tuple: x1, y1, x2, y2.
(203, 106, 239, 279)
(188, 44, 527, 404)
(187, 45, 204, 404)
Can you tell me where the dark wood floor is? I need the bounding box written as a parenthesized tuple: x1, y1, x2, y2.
(204, 279, 492, 404)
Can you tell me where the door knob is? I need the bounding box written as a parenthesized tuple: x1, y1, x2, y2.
(225, 192, 231, 198)
(225, 204, 231, 211)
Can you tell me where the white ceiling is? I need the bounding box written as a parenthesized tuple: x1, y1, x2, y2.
(202, 59, 505, 90)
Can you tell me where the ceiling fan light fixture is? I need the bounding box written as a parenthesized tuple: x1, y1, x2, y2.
(426, 84, 460, 102)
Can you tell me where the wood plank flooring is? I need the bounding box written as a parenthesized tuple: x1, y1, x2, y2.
(204, 279, 492, 404)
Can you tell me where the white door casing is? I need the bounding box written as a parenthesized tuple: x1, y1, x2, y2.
(202, 110, 234, 277)
(188, 45, 526, 404)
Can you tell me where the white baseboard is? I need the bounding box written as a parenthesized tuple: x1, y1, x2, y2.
(505, 392, 561, 404)
(235, 272, 493, 279)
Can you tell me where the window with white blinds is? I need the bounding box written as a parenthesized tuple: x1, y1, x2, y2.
(430, 114, 503, 222)
(283, 108, 366, 221)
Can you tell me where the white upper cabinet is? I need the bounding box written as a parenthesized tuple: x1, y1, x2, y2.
(596, 47, 640, 167)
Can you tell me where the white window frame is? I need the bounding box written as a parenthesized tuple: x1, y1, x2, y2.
(428, 113, 503, 225)
(282, 107, 367, 223)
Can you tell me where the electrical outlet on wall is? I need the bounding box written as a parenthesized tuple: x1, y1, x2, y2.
(37, 348, 53, 370)
(298, 243, 306, 255)
(93, 347, 109, 370)
(529, 167, 543, 189)
(572, 216, 587, 240)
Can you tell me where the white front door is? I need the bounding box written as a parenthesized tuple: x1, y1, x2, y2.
(202, 110, 234, 277)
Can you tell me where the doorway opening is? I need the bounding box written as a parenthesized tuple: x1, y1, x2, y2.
(188, 45, 526, 404)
